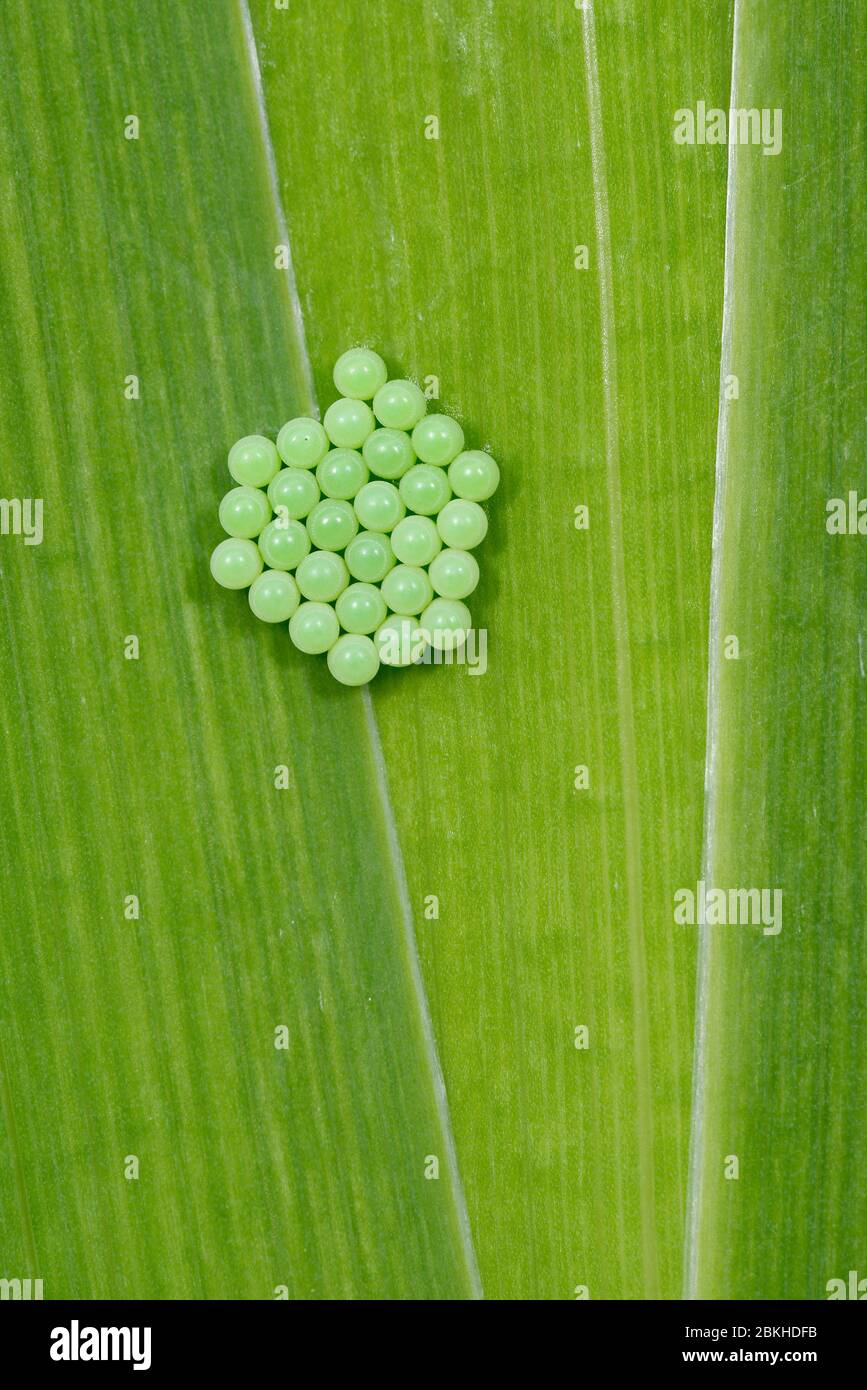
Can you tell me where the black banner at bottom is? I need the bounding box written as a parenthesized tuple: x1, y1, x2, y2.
(1, 1297, 862, 1375)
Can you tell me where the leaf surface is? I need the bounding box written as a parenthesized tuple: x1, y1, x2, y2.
(251, 0, 732, 1297)
(686, 0, 867, 1300)
(0, 0, 477, 1299)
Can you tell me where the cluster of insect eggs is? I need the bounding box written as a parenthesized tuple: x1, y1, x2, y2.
(210, 348, 499, 686)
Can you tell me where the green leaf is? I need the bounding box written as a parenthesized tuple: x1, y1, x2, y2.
(249, 0, 731, 1297)
(0, 0, 477, 1299)
(685, 0, 867, 1299)
(2, 0, 861, 1304)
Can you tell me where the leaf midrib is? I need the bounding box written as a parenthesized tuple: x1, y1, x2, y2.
(237, 0, 483, 1299)
(682, 0, 741, 1301)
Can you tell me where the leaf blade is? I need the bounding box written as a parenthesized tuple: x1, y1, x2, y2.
(0, 0, 476, 1299)
(687, 0, 867, 1299)
(251, 0, 732, 1297)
